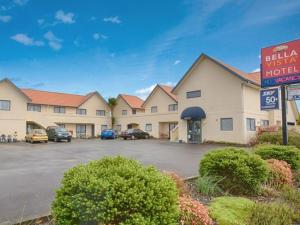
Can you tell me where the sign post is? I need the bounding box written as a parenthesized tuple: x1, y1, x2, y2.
(261, 39, 300, 145)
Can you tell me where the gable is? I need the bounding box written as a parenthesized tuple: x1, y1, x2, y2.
(0, 79, 31, 102)
(143, 86, 177, 108)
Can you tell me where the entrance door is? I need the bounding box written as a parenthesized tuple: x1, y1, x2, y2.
(187, 120, 201, 143)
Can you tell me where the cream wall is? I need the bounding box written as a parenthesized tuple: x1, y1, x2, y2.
(175, 58, 245, 143)
(0, 80, 111, 140)
(113, 88, 178, 138)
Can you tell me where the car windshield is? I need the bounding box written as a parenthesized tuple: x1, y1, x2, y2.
(33, 129, 46, 135)
(127, 129, 134, 133)
(103, 129, 113, 132)
(55, 128, 68, 133)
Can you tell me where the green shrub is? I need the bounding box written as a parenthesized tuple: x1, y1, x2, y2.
(52, 156, 179, 225)
(196, 174, 223, 196)
(282, 186, 300, 222)
(255, 144, 300, 169)
(248, 202, 294, 225)
(209, 196, 254, 225)
(199, 148, 268, 194)
(257, 130, 300, 148)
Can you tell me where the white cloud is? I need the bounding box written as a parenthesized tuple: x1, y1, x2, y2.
(44, 31, 62, 51)
(0, 15, 11, 22)
(55, 10, 75, 24)
(37, 18, 44, 25)
(174, 60, 181, 65)
(13, 0, 29, 6)
(135, 81, 176, 99)
(93, 33, 108, 40)
(252, 68, 260, 73)
(11, 34, 44, 46)
(103, 16, 121, 24)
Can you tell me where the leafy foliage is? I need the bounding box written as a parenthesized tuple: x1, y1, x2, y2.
(209, 197, 254, 225)
(179, 196, 213, 225)
(255, 144, 300, 169)
(248, 202, 294, 225)
(266, 159, 293, 189)
(52, 156, 179, 225)
(199, 148, 268, 194)
(196, 174, 223, 196)
(257, 130, 300, 148)
(282, 186, 300, 222)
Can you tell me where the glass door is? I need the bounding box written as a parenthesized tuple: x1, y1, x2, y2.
(187, 120, 201, 143)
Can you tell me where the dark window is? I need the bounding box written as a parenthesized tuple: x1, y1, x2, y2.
(220, 118, 233, 131)
(247, 118, 256, 131)
(76, 124, 86, 137)
(122, 110, 127, 116)
(0, 100, 10, 111)
(287, 122, 295, 126)
(132, 109, 137, 114)
(54, 106, 65, 114)
(76, 108, 87, 115)
(96, 110, 105, 116)
(186, 90, 201, 98)
(168, 104, 178, 111)
(27, 103, 41, 112)
(151, 106, 157, 113)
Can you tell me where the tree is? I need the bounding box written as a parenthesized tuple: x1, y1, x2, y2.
(108, 97, 117, 127)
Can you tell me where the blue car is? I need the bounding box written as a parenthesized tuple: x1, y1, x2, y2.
(100, 129, 117, 139)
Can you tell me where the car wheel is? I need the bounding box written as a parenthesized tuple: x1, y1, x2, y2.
(68, 138, 71, 142)
(131, 135, 135, 140)
(145, 135, 149, 139)
(45, 141, 48, 143)
(124, 137, 127, 140)
(54, 137, 58, 142)
(30, 139, 34, 144)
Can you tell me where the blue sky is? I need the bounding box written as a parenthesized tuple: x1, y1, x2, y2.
(0, 0, 299, 109)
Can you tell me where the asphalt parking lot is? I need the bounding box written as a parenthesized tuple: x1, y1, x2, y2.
(0, 139, 222, 224)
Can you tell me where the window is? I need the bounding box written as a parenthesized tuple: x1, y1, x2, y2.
(76, 124, 86, 137)
(247, 118, 256, 131)
(151, 106, 157, 113)
(186, 90, 201, 98)
(288, 122, 295, 126)
(54, 106, 65, 114)
(145, 124, 152, 132)
(122, 110, 127, 116)
(132, 109, 137, 114)
(0, 100, 10, 111)
(27, 103, 41, 112)
(101, 125, 108, 131)
(76, 108, 87, 115)
(115, 125, 122, 131)
(168, 104, 178, 111)
(96, 110, 105, 116)
(220, 118, 233, 131)
(260, 120, 269, 127)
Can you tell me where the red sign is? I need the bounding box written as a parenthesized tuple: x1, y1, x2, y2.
(261, 39, 300, 87)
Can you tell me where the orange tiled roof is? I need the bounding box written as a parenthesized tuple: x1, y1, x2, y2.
(120, 94, 144, 109)
(159, 85, 178, 102)
(21, 89, 90, 107)
(245, 71, 261, 84)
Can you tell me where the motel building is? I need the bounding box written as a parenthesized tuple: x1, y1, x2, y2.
(113, 85, 178, 139)
(0, 78, 111, 139)
(171, 53, 299, 144)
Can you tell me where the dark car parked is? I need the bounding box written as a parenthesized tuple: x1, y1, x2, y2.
(120, 129, 150, 140)
(46, 126, 72, 142)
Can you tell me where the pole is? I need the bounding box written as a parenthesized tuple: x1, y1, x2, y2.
(281, 85, 288, 145)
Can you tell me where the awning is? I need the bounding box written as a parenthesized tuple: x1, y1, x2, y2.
(181, 107, 206, 120)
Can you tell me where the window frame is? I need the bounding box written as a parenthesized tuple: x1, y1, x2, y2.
(122, 110, 127, 116)
(76, 108, 87, 115)
(168, 104, 178, 111)
(220, 118, 233, 131)
(0, 100, 11, 111)
(246, 118, 256, 131)
(27, 103, 41, 112)
(132, 109, 137, 114)
(260, 120, 269, 127)
(151, 106, 158, 113)
(186, 90, 201, 99)
(145, 124, 152, 132)
(96, 110, 106, 116)
(53, 106, 66, 114)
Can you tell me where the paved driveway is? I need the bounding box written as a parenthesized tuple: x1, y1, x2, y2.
(0, 139, 222, 224)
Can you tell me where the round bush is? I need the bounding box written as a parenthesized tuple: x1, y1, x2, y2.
(266, 159, 293, 189)
(180, 196, 213, 225)
(255, 144, 300, 169)
(52, 156, 179, 225)
(199, 148, 268, 194)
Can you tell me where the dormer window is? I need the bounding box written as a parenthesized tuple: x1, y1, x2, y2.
(151, 106, 157, 113)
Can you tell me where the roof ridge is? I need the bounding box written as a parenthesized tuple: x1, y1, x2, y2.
(20, 88, 87, 97)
